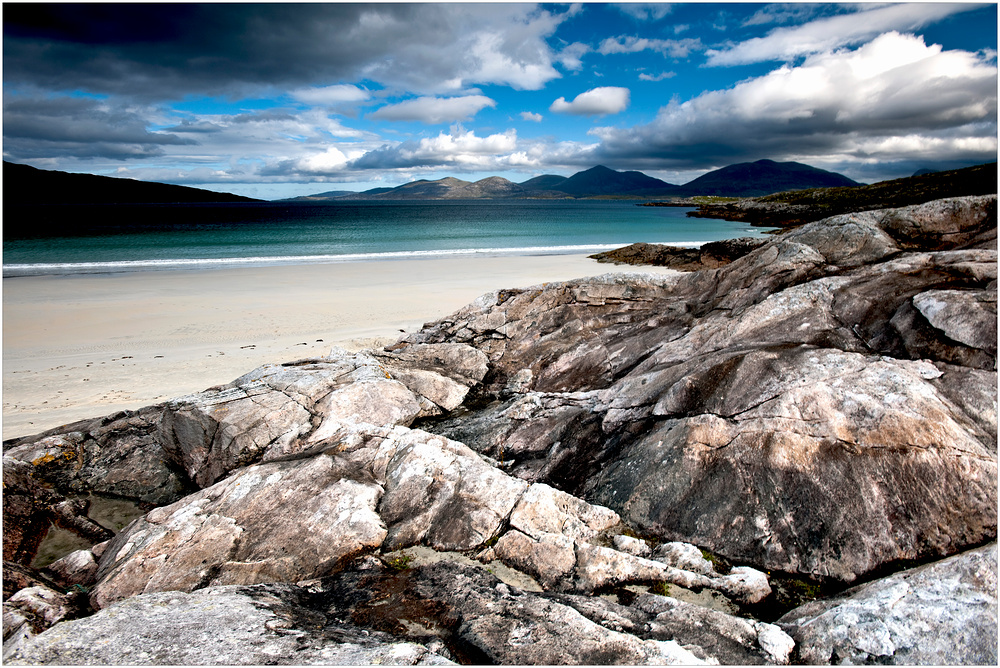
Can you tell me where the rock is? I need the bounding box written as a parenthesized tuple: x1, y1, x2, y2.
(556, 590, 794, 664)
(505, 482, 621, 542)
(589, 238, 768, 271)
(3, 406, 191, 506)
(89, 449, 389, 609)
(411, 196, 998, 582)
(2, 585, 79, 662)
(7, 585, 453, 665)
(482, 483, 770, 603)
(613, 534, 652, 557)
(778, 543, 998, 665)
(653, 542, 716, 576)
(2, 562, 67, 602)
(2, 458, 59, 566)
(912, 288, 997, 355)
(44, 549, 98, 588)
(157, 345, 489, 488)
(2, 457, 117, 575)
(321, 558, 716, 665)
(378, 428, 528, 552)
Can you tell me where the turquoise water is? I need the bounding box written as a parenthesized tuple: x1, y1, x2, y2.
(3, 200, 770, 276)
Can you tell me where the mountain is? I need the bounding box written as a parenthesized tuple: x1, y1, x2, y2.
(290, 189, 359, 201)
(302, 165, 677, 201)
(671, 159, 861, 197)
(3, 161, 262, 204)
(518, 174, 569, 190)
(552, 165, 676, 197)
(293, 161, 860, 202)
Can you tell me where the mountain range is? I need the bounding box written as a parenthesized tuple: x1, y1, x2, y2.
(5, 159, 861, 205)
(292, 160, 861, 201)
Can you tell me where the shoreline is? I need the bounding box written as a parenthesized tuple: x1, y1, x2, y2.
(3, 253, 679, 440)
(0, 241, 712, 278)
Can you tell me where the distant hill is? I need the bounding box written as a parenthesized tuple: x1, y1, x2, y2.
(294, 161, 860, 201)
(296, 174, 550, 201)
(519, 174, 570, 191)
(291, 189, 359, 201)
(298, 165, 677, 201)
(3, 161, 262, 204)
(546, 165, 675, 197)
(672, 159, 860, 197)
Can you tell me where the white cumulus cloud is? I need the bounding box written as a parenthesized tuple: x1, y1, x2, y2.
(520, 111, 543, 122)
(590, 32, 997, 169)
(550, 87, 630, 116)
(369, 95, 497, 124)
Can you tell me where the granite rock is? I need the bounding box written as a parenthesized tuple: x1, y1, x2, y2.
(778, 542, 998, 665)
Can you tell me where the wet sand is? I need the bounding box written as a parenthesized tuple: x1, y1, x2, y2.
(3, 254, 677, 440)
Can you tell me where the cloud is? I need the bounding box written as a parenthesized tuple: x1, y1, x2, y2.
(369, 96, 496, 124)
(617, 4, 674, 22)
(599, 36, 702, 58)
(741, 4, 825, 28)
(291, 85, 371, 106)
(550, 87, 630, 116)
(589, 32, 997, 169)
(2, 94, 194, 160)
(557, 42, 591, 71)
(639, 71, 677, 82)
(707, 3, 979, 66)
(347, 128, 519, 172)
(2, 4, 576, 99)
(521, 111, 544, 122)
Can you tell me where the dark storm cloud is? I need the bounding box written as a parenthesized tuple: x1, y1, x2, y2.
(3, 4, 393, 98)
(3, 94, 194, 160)
(2, 3, 564, 100)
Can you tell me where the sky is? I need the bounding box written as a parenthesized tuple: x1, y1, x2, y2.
(3, 2, 997, 200)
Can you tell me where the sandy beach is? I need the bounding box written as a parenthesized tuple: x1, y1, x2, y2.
(3, 254, 677, 440)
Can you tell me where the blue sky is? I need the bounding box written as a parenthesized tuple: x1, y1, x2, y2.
(3, 2, 997, 199)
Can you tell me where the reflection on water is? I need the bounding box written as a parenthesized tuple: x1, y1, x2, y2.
(31, 494, 149, 568)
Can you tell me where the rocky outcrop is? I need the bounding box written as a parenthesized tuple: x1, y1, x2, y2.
(8, 558, 792, 666)
(778, 542, 997, 665)
(410, 195, 997, 581)
(589, 237, 768, 271)
(89, 420, 769, 611)
(2, 195, 995, 664)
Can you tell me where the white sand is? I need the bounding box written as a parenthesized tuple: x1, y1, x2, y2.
(3, 254, 677, 440)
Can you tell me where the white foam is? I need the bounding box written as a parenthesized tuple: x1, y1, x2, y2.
(3, 242, 710, 277)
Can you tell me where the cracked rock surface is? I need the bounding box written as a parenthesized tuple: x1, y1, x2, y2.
(418, 195, 997, 582)
(3, 195, 996, 664)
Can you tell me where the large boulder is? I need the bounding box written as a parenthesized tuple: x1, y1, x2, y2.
(158, 345, 488, 488)
(778, 542, 997, 665)
(89, 442, 390, 609)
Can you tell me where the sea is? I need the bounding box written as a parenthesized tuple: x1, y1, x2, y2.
(2, 200, 772, 278)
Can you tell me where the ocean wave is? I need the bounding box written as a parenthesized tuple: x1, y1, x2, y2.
(3, 243, 708, 277)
